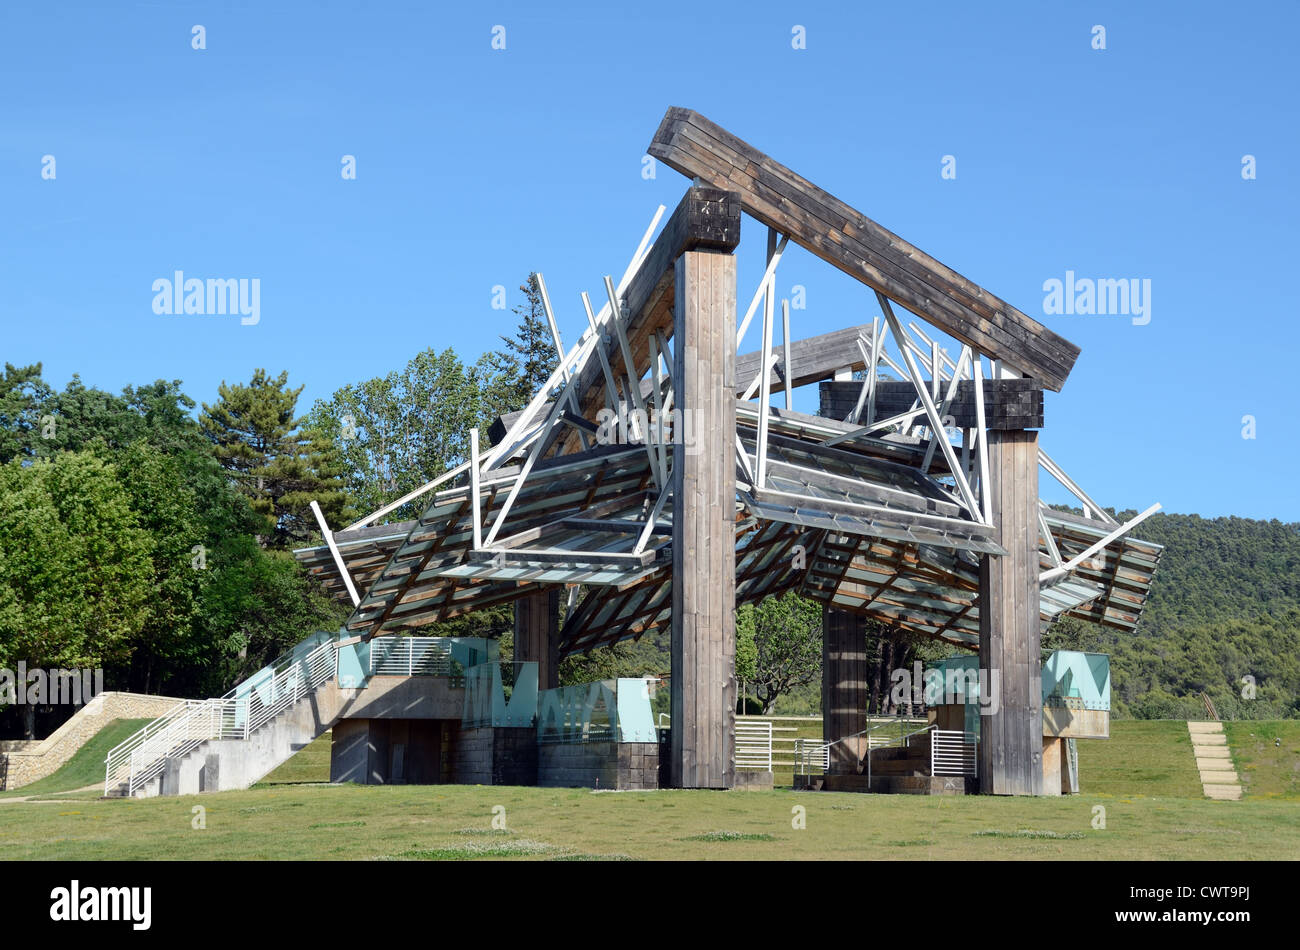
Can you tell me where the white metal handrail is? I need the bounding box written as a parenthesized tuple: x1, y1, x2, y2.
(735, 719, 773, 771)
(368, 637, 455, 677)
(793, 737, 830, 775)
(105, 637, 338, 796)
(929, 728, 978, 777)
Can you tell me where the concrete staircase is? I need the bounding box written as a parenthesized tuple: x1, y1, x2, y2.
(116, 682, 354, 797)
(1188, 721, 1242, 801)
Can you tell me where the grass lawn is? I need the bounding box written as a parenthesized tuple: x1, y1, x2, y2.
(1, 716, 1293, 860)
(260, 730, 333, 786)
(0, 782, 1294, 860)
(1224, 720, 1300, 799)
(1076, 720, 1204, 798)
(0, 719, 154, 798)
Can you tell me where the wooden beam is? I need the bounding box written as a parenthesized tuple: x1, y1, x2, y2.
(978, 429, 1044, 795)
(647, 107, 1080, 391)
(821, 378, 1045, 430)
(671, 249, 737, 789)
(735, 324, 873, 394)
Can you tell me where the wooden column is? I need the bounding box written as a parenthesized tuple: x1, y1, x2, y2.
(670, 249, 737, 789)
(514, 587, 559, 690)
(822, 607, 868, 773)
(978, 428, 1043, 795)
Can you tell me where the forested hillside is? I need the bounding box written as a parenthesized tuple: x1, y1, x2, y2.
(1060, 510, 1300, 720)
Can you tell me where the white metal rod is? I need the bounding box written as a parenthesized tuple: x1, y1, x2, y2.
(604, 275, 661, 491)
(1041, 503, 1162, 585)
(1040, 450, 1119, 526)
(310, 500, 361, 607)
(755, 274, 777, 487)
(922, 345, 973, 473)
(581, 291, 622, 414)
(973, 353, 993, 525)
(878, 292, 983, 521)
(735, 234, 789, 347)
(781, 298, 793, 410)
(469, 427, 483, 551)
(345, 460, 470, 530)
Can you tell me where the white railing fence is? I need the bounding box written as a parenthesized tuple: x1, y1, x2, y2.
(735, 719, 773, 771)
(793, 737, 830, 775)
(104, 637, 338, 796)
(929, 728, 978, 777)
(369, 637, 454, 677)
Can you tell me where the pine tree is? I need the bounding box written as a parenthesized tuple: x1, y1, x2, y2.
(199, 369, 352, 547)
(490, 273, 560, 413)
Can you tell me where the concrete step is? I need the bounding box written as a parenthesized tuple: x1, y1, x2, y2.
(1199, 769, 1240, 784)
(1190, 734, 1228, 746)
(1194, 746, 1232, 759)
(1188, 721, 1225, 734)
(1203, 784, 1242, 801)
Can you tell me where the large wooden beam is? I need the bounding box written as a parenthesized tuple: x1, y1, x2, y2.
(736, 325, 871, 393)
(822, 607, 868, 774)
(670, 249, 737, 789)
(648, 107, 1080, 392)
(514, 587, 559, 691)
(978, 429, 1044, 795)
(821, 379, 1044, 430)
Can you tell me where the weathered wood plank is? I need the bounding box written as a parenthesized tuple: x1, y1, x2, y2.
(647, 107, 1080, 391)
(671, 250, 737, 789)
(821, 379, 1045, 430)
(978, 429, 1043, 795)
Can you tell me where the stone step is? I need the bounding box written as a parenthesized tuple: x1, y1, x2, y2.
(1188, 721, 1225, 734)
(1199, 769, 1240, 784)
(1194, 746, 1232, 759)
(1191, 734, 1228, 746)
(1203, 784, 1242, 801)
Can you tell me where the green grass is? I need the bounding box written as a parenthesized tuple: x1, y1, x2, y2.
(1076, 721, 1203, 798)
(0, 782, 1294, 860)
(1223, 721, 1300, 800)
(258, 730, 333, 786)
(0, 719, 153, 798)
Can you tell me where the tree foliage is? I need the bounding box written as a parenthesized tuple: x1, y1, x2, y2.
(200, 369, 351, 547)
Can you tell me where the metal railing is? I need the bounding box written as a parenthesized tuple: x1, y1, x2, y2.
(929, 728, 978, 777)
(369, 637, 456, 678)
(794, 716, 929, 776)
(735, 719, 773, 771)
(793, 737, 830, 775)
(104, 637, 338, 797)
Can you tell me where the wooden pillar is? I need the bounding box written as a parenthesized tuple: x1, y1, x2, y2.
(514, 587, 559, 690)
(978, 428, 1043, 795)
(822, 607, 868, 773)
(670, 249, 737, 789)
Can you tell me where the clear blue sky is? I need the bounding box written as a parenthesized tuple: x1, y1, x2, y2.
(2, 1, 1296, 520)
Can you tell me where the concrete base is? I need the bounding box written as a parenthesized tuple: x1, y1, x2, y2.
(452, 726, 538, 786)
(330, 718, 449, 785)
(537, 741, 659, 790)
(125, 675, 469, 798)
(731, 770, 774, 791)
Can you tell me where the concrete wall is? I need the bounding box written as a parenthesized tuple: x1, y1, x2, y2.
(537, 741, 659, 790)
(1, 691, 185, 790)
(452, 726, 537, 786)
(330, 718, 449, 785)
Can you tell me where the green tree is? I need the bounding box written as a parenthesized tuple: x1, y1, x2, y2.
(737, 592, 824, 714)
(486, 273, 560, 413)
(0, 362, 52, 463)
(200, 369, 352, 547)
(0, 452, 153, 736)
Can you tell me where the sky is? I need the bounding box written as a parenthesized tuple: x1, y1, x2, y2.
(1, 1, 1296, 520)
